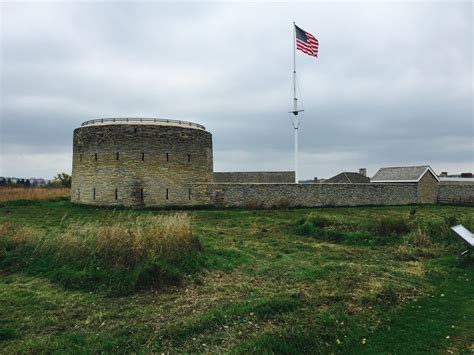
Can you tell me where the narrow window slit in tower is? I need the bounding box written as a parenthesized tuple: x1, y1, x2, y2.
(166, 153, 169, 162)
(93, 188, 96, 200)
(166, 188, 169, 200)
(115, 188, 118, 200)
(187, 154, 191, 162)
(78, 189, 80, 200)
(140, 189, 144, 201)
(188, 188, 191, 200)
(94, 153, 97, 161)
(141, 152, 145, 161)
(116, 152, 119, 160)
(79, 154, 82, 162)
(134, 128, 137, 133)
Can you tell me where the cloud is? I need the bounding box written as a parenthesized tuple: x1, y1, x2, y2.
(1, 1, 472, 179)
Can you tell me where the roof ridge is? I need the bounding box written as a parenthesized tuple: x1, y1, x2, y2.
(378, 165, 429, 169)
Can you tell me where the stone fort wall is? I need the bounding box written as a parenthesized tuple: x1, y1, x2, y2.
(71, 121, 213, 207)
(192, 183, 421, 208)
(213, 171, 295, 183)
(438, 181, 474, 205)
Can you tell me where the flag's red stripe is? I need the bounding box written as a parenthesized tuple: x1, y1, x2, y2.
(295, 27, 319, 58)
(296, 40, 315, 48)
(296, 44, 317, 52)
(297, 47, 317, 57)
(296, 38, 317, 47)
(296, 45, 312, 53)
(296, 41, 318, 52)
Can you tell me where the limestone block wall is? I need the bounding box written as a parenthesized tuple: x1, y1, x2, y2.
(213, 171, 295, 183)
(71, 122, 213, 206)
(417, 172, 439, 204)
(192, 183, 420, 208)
(438, 181, 474, 205)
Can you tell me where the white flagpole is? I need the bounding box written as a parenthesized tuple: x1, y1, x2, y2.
(291, 22, 303, 183)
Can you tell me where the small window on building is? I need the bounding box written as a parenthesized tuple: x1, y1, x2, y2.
(166, 188, 169, 200)
(77, 189, 80, 199)
(188, 188, 191, 200)
(134, 128, 138, 133)
(140, 188, 144, 201)
(115, 188, 118, 200)
(141, 152, 145, 161)
(116, 152, 119, 160)
(93, 187, 96, 200)
(187, 154, 191, 162)
(94, 153, 98, 161)
(166, 153, 169, 162)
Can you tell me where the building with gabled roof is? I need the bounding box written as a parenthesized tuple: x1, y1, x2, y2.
(371, 165, 439, 183)
(322, 172, 370, 184)
(371, 165, 439, 204)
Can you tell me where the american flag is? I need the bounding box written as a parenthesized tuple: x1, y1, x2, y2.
(295, 25, 319, 58)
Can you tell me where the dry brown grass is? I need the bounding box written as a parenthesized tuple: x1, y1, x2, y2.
(0, 222, 42, 252)
(409, 228, 432, 248)
(40, 212, 200, 268)
(0, 212, 200, 293)
(0, 187, 70, 202)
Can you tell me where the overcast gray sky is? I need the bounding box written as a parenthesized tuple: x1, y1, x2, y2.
(1, 0, 472, 179)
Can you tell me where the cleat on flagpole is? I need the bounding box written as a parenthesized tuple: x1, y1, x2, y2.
(289, 109, 304, 116)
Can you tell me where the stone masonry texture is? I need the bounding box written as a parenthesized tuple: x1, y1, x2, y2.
(438, 181, 474, 205)
(71, 123, 213, 207)
(213, 171, 295, 183)
(192, 183, 420, 208)
(416, 171, 439, 204)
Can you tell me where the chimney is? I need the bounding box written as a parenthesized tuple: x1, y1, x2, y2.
(440, 171, 448, 177)
(359, 168, 367, 177)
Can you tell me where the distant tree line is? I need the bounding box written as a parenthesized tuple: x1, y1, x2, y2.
(0, 178, 31, 187)
(0, 173, 71, 188)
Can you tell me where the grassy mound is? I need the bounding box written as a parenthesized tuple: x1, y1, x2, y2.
(0, 212, 203, 295)
(294, 210, 474, 248)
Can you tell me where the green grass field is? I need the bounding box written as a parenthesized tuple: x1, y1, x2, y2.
(0, 199, 473, 353)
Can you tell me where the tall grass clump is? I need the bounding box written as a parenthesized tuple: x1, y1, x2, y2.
(0, 213, 203, 294)
(294, 213, 378, 244)
(373, 216, 410, 237)
(0, 187, 70, 203)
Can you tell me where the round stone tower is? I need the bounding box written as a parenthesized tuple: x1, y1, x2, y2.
(71, 118, 213, 206)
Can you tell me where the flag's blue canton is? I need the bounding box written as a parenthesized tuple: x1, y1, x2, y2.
(295, 26, 308, 43)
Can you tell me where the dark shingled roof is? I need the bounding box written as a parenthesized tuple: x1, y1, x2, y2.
(371, 166, 439, 182)
(323, 172, 370, 184)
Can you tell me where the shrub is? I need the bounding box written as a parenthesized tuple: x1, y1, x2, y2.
(373, 217, 410, 237)
(443, 215, 459, 227)
(295, 223, 318, 236)
(307, 214, 334, 228)
(460, 213, 474, 231)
